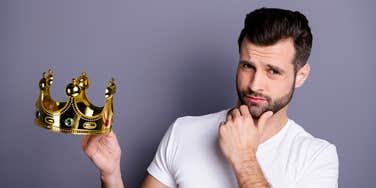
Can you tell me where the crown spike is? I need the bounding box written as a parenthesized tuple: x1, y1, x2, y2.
(105, 77, 117, 99)
(40, 70, 54, 89)
(77, 72, 90, 89)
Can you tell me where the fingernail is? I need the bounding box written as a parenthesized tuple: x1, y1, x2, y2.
(268, 111, 274, 117)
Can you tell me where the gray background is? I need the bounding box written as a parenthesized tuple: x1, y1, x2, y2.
(0, 0, 375, 187)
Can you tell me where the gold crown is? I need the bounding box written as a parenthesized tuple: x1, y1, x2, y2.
(35, 69, 116, 135)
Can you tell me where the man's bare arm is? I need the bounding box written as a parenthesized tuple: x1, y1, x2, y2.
(82, 132, 168, 188)
(141, 175, 168, 188)
(232, 156, 269, 188)
(218, 105, 273, 188)
(100, 171, 124, 188)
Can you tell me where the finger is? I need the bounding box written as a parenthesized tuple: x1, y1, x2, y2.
(226, 112, 233, 122)
(257, 111, 273, 134)
(99, 138, 116, 154)
(82, 134, 103, 153)
(231, 108, 241, 119)
(218, 121, 227, 139)
(219, 121, 225, 126)
(218, 121, 225, 131)
(106, 131, 120, 147)
(82, 134, 101, 148)
(239, 105, 250, 117)
(100, 131, 121, 153)
(82, 135, 90, 148)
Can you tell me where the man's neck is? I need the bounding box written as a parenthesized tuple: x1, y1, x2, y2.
(256, 107, 288, 144)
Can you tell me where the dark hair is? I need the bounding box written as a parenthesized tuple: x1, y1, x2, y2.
(238, 8, 313, 70)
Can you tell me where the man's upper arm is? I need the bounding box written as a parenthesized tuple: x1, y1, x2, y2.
(141, 175, 169, 188)
(145, 121, 178, 188)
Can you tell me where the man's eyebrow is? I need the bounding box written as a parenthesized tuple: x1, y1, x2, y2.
(239, 60, 254, 65)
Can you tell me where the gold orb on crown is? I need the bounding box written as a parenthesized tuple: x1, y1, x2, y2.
(34, 69, 117, 135)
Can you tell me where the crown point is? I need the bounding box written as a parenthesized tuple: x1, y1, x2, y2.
(105, 78, 117, 98)
(66, 83, 81, 97)
(105, 88, 111, 98)
(78, 72, 90, 89)
(47, 76, 54, 86)
(48, 69, 53, 75)
(39, 78, 46, 89)
(107, 78, 116, 86)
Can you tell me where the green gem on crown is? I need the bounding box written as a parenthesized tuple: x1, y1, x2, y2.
(64, 118, 73, 127)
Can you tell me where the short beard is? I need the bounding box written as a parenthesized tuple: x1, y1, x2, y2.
(236, 83, 295, 119)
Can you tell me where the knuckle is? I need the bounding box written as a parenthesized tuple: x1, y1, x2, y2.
(234, 116, 242, 122)
(219, 128, 225, 136)
(232, 109, 238, 115)
(83, 148, 90, 156)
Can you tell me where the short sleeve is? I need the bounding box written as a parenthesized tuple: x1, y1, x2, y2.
(147, 122, 177, 188)
(296, 144, 339, 188)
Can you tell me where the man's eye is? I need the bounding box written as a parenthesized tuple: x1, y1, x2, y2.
(269, 69, 280, 75)
(242, 63, 253, 69)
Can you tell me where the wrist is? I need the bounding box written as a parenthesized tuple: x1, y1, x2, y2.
(100, 169, 123, 187)
(230, 150, 257, 169)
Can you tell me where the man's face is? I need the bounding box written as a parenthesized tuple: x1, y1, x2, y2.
(236, 37, 297, 119)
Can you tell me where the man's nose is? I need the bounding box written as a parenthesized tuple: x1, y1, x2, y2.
(249, 70, 267, 92)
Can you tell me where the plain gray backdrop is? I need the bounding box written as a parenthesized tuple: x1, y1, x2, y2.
(0, 0, 375, 187)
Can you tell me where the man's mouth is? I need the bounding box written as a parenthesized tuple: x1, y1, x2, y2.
(245, 96, 267, 103)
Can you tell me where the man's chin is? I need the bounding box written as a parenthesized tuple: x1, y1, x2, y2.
(239, 98, 268, 117)
(250, 112, 263, 119)
(249, 106, 266, 119)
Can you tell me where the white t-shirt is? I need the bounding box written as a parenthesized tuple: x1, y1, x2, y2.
(147, 109, 339, 188)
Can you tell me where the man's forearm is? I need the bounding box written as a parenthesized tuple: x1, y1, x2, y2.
(232, 156, 270, 188)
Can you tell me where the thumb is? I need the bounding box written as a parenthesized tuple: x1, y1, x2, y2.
(257, 111, 273, 134)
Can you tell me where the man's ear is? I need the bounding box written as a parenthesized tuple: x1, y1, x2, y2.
(295, 63, 310, 88)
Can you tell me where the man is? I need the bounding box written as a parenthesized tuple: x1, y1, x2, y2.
(82, 8, 339, 188)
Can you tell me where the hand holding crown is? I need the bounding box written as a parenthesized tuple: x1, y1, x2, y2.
(82, 132, 124, 187)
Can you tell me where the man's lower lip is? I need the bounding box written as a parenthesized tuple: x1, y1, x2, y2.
(246, 97, 266, 103)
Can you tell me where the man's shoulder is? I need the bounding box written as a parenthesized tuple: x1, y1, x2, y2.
(174, 110, 227, 127)
(282, 120, 339, 180)
(169, 109, 228, 134)
(287, 120, 335, 150)
(175, 109, 227, 124)
(285, 120, 338, 171)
